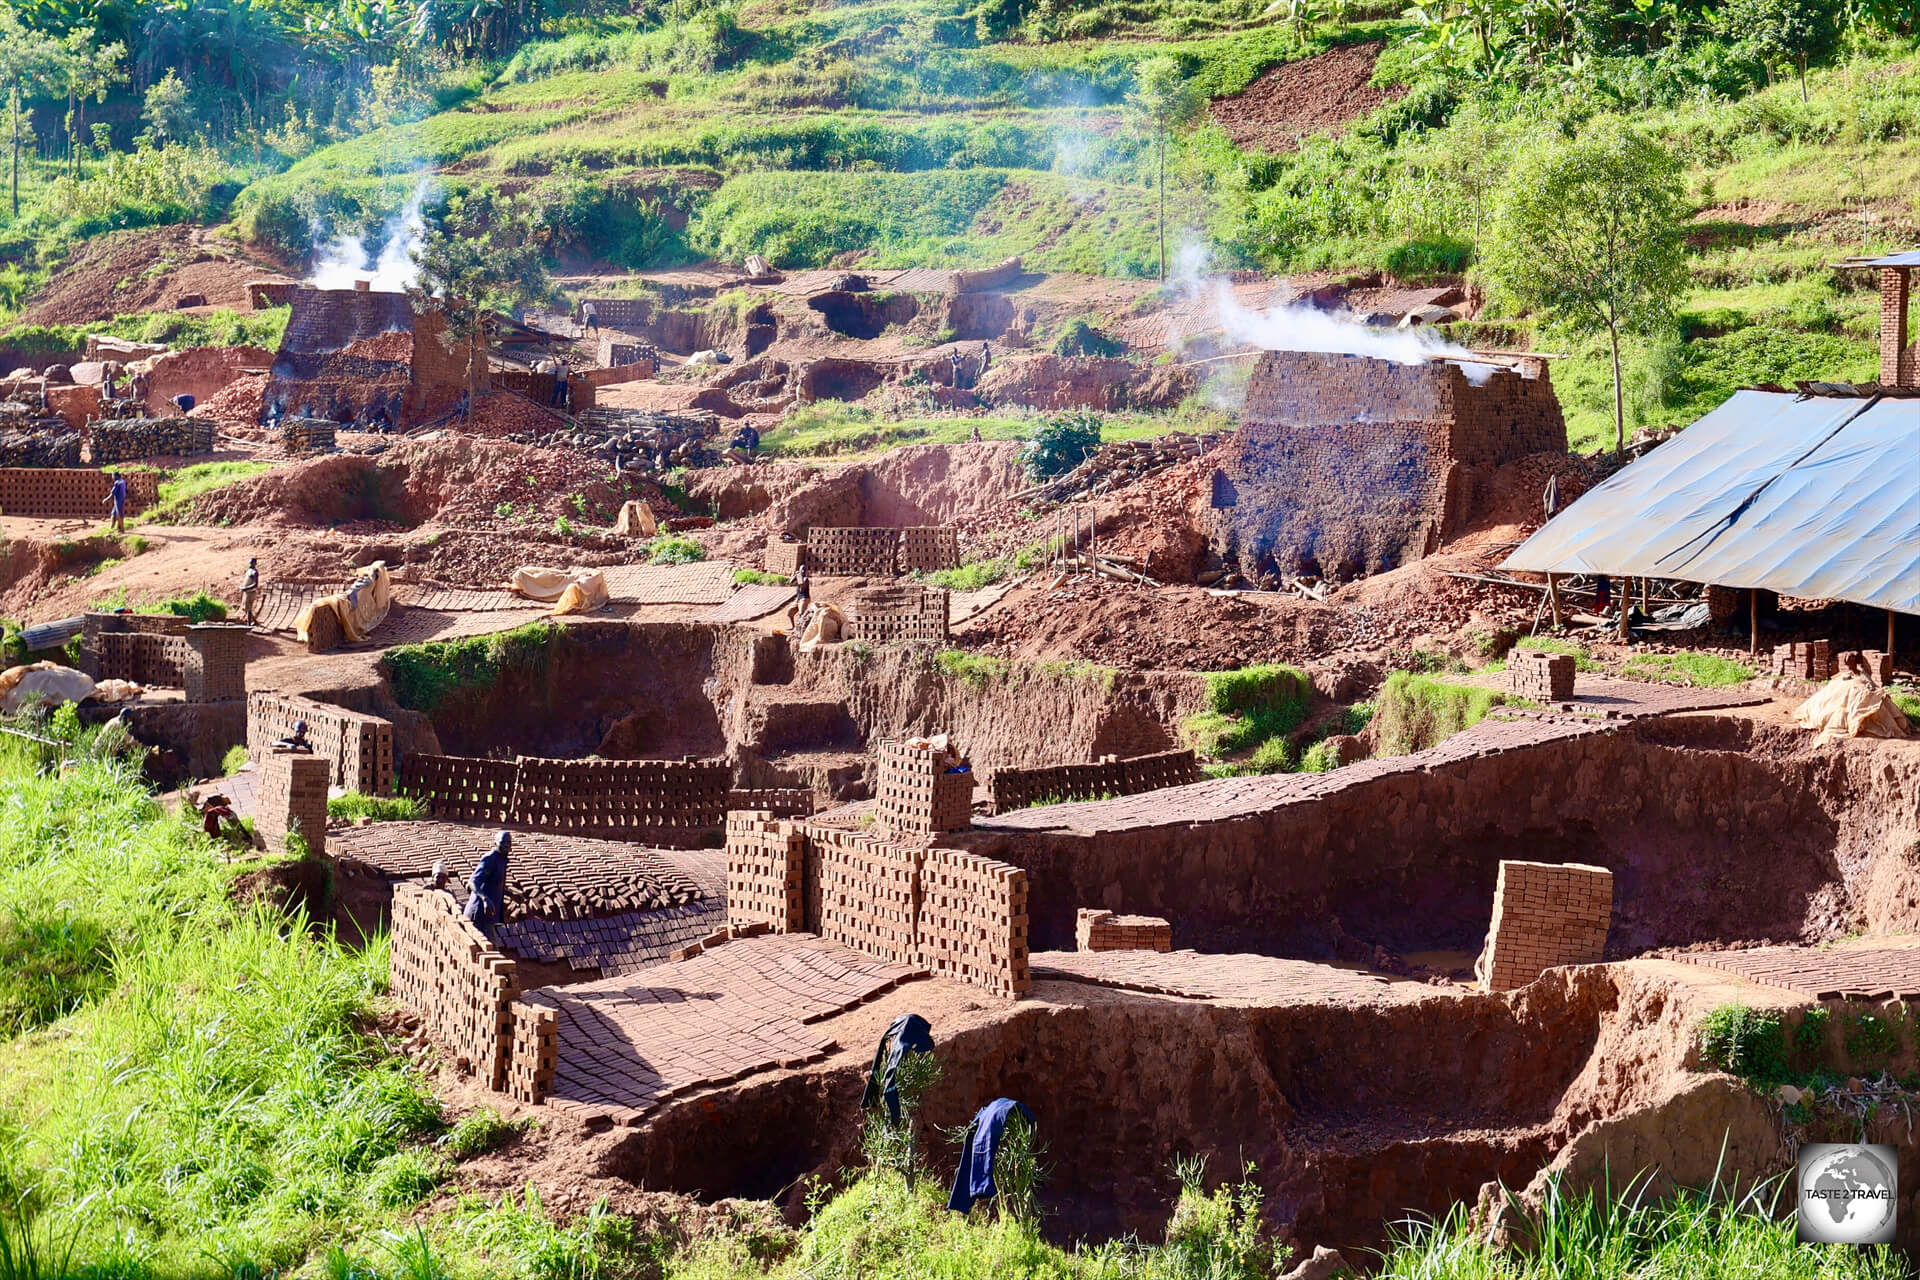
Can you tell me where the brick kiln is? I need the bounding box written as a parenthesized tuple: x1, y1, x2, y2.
(1212, 350, 1566, 581)
(266, 287, 481, 426)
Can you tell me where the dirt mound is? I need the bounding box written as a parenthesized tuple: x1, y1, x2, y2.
(190, 371, 268, 427)
(1209, 41, 1403, 154)
(23, 225, 294, 325)
(187, 436, 664, 532)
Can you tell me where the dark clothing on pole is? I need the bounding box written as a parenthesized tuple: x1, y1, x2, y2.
(948, 1098, 1034, 1214)
(861, 1013, 934, 1125)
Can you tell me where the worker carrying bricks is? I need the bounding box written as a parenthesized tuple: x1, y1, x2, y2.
(104, 471, 129, 534)
(787, 561, 811, 630)
(240, 557, 260, 624)
(466, 831, 511, 927)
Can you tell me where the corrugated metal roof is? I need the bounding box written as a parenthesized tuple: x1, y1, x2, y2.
(1841, 249, 1920, 267)
(1500, 391, 1920, 613)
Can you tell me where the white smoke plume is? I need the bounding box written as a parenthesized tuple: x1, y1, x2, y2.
(307, 179, 433, 292)
(1172, 240, 1497, 384)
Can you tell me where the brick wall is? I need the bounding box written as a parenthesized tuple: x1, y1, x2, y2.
(399, 753, 518, 823)
(1881, 267, 1913, 387)
(989, 748, 1199, 814)
(726, 787, 814, 817)
(1772, 640, 1835, 681)
(140, 345, 274, 417)
(389, 883, 521, 1089)
(0, 468, 157, 519)
(396, 753, 730, 843)
(765, 540, 806, 576)
(279, 419, 336, 453)
(96, 631, 187, 686)
(808, 527, 898, 576)
(506, 1000, 558, 1103)
(249, 692, 395, 795)
(897, 526, 960, 573)
(1507, 650, 1574, 702)
(725, 810, 806, 932)
(1076, 908, 1172, 953)
(876, 739, 974, 839)
(809, 825, 922, 964)
(580, 298, 652, 328)
(920, 848, 1029, 996)
(1475, 860, 1612, 991)
(256, 748, 331, 856)
(847, 583, 949, 646)
(183, 624, 250, 703)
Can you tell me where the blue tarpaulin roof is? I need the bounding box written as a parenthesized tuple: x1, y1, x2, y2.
(1500, 391, 1920, 614)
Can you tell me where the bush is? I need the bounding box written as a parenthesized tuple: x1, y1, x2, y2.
(1182, 665, 1311, 773)
(1695, 1004, 1787, 1086)
(1022, 412, 1102, 482)
(362, 1149, 447, 1209)
(922, 560, 1010, 591)
(1161, 1158, 1288, 1280)
(221, 745, 249, 776)
(148, 591, 228, 624)
(733, 568, 790, 586)
(1372, 671, 1516, 756)
(1050, 318, 1125, 357)
(647, 535, 707, 564)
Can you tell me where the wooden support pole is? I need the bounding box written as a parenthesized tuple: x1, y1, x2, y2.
(1618, 577, 1631, 642)
(1750, 588, 1759, 656)
(1640, 577, 1651, 613)
(1547, 574, 1563, 628)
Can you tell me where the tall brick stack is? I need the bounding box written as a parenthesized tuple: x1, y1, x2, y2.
(1881, 266, 1914, 387)
(1475, 860, 1613, 992)
(989, 748, 1200, 813)
(897, 526, 961, 573)
(807, 527, 898, 576)
(847, 584, 949, 646)
(765, 540, 807, 577)
(95, 631, 186, 686)
(256, 747, 331, 855)
(399, 753, 518, 823)
(509, 757, 730, 842)
(1771, 640, 1835, 681)
(725, 810, 806, 932)
(919, 848, 1029, 996)
(182, 624, 250, 703)
(876, 739, 974, 839)
(1076, 908, 1173, 953)
(0, 469, 157, 519)
(388, 883, 522, 1089)
(249, 692, 395, 795)
(810, 826, 922, 964)
(505, 1001, 558, 1103)
(1507, 649, 1576, 702)
(1835, 650, 1895, 684)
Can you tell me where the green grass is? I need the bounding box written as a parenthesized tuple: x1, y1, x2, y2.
(922, 560, 1011, 591)
(222, 745, 249, 776)
(1621, 653, 1757, 688)
(648, 535, 708, 564)
(141, 461, 274, 525)
(141, 590, 229, 623)
(439, 1108, 527, 1160)
(1890, 687, 1920, 722)
(734, 568, 791, 586)
(328, 793, 426, 823)
(1181, 664, 1311, 774)
(1514, 635, 1601, 672)
(0, 309, 288, 363)
(382, 620, 558, 713)
(935, 648, 1013, 690)
(1372, 671, 1520, 756)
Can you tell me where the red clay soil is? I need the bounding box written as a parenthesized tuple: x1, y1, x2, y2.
(21, 225, 295, 325)
(1209, 41, 1403, 154)
(193, 372, 268, 427)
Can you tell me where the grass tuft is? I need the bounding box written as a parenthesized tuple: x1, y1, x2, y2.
(1372, 672, 1520, 756)
(1621, 652, 1756, 688)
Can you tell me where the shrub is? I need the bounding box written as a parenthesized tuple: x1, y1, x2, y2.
(1161, 1157, 1288, 1280)
(1022, 412, 1102, 482)
(922, 560, 1009, 591)
(1050, 318, 1125, 357)
(1371, 671, 1517, 756)
(138, 592, 228, 623)
(733, 568, 790, 586)
(221, 746, 249, 776)
(1696, 1004, 1787, 1085)
(362, 1149, 446, 1209)
(1182, 665, 1311, 772)
(647, 535, 707, 564)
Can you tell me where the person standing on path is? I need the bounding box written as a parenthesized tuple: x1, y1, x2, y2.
(105, 472, 128, 534)
(240, 557, 260, 624)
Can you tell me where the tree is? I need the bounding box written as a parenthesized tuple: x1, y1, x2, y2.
(1125, 56, 1205, 283)
(1727, 0, 1843, 99)
(0, 9, 62, 219)
(57, 27, 124, 177)
(407, 195, 551, 390)
(141, 68, 192, 145)
(1485, 118, 1689, 459)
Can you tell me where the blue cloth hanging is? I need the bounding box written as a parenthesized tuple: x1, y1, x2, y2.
(861, 1013, 934, 1125)
(948, 1098, 1035, 1214)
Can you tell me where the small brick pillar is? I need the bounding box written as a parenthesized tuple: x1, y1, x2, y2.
(257, 748, 330, 855)
(183, 624, 250, 703)
(1076, 908, 1173, 952)
(1507, 648, 1575, 701)
(1880, 267, 1912, 387)
(1770, 639, 1834, 680)
(876, 739, 974, 839)
(1476, 860, 1613, 992)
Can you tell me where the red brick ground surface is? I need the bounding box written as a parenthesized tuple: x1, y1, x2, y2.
(523, 933, 924, 1121)
(1676, 946, 1920, 999)
(1031, 949, 1435, 1005)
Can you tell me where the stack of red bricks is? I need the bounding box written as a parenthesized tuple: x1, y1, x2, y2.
(1475, 860, 1613, 992)
(90, 417, 214, 463)
(96, 631, 186, 686)
(876, 739, 974, 839)
(1075, 908, 1173, 953)
(919, 848, 1029, 996)
(897, 526, 960, 573)
(278, 418, 336, 453)
(399, 754, 518, 823)
(0, 469, 158, 518)
(505, 1001, 558, 1104)
(182, 625, 250, 703)
(726, 787, 814, 817)
(847, 584, 949, 646)
(249, 692, 395, 795)
(1508, 649, 1576, 702)
(1771, 640, 1835, 680)
(765, 540, 806, 576)
(256, 747, 331, 856)
(389, 883, 522, 1089)
(810, 825, 922, 964)
(509, 757, 730, 844)
(1836, 649, 1896, 684)
(988, 749, 1200, 813)
(726, 810, 806, 933)
(807, 527, 898, 576)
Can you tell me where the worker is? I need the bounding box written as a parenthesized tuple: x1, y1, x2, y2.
(582, 300, 599, 335)
(732, 423, 760, 458)
(970, 423, 983, 443)
(198, 791, 246, 847)
(550, 361, 570, 409)
(948, 349, 965, 389)
(456, 390, 471, 423)
(171, 393, 195, 415)
(786, 561, 812, 629)
(273, 719, 312, 753)
(240, 557, 260, 624)
(466, 831, 511, 926)
(104, 472, 128, 534)
(979, 341, 991, 373)
(1593, 574, 1612, 614)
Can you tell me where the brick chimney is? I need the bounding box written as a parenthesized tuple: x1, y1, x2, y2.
(1881, 266, 1913, 387)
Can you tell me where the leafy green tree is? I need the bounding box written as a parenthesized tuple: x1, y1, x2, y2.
(1024, 411, 1102, 482)
(140, 68, 191, 144)
(56, 27, 124, 177)
(1485, 118, 1689, 458)
(0, 9, 63, 218)
(1126, 56, 1205, 283)
(407, 196, 551, 389)
(1727, 0, 1843, 99)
